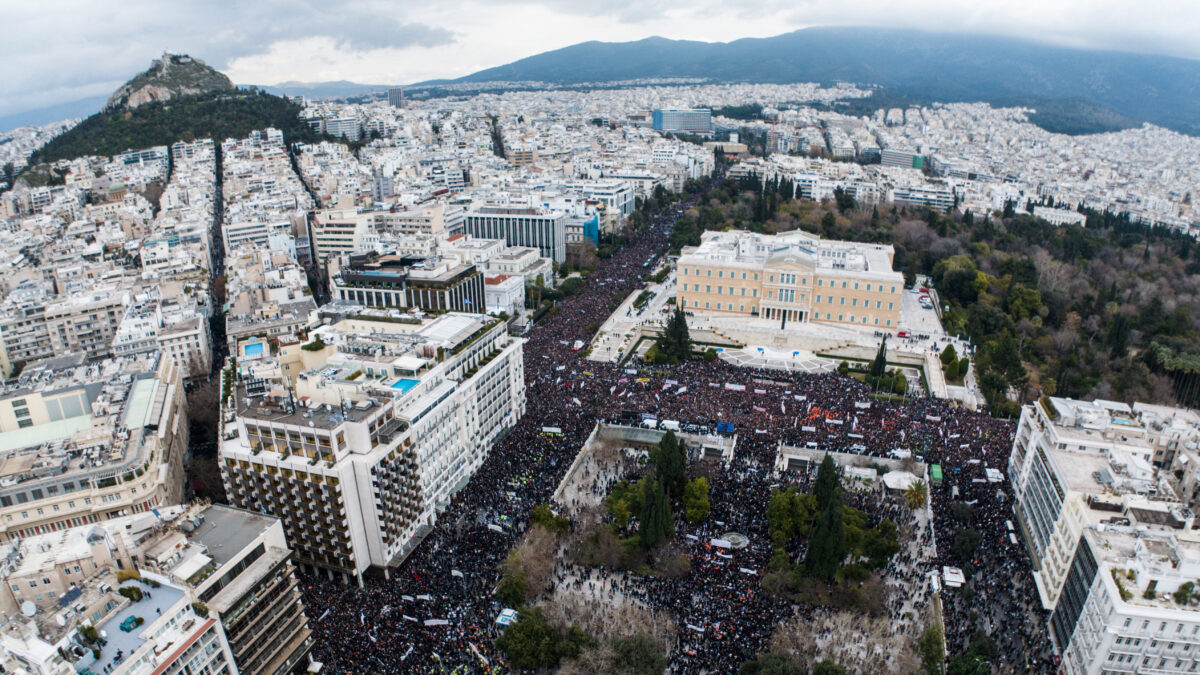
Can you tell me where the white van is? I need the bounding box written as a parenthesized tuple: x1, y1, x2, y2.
(660, 420, 681, 431)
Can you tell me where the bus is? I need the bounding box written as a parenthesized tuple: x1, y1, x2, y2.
(930, 464, 943, 487)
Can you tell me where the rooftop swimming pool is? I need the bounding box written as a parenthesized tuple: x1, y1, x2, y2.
(243, 342, 264, 356)
(390, 378, 420, 394)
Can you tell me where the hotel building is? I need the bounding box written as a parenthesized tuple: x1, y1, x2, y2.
(219, 310, 524, 583)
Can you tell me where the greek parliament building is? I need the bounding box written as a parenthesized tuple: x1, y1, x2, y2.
(675, 230, 904, 330)
(1008, 396, 1200, 674)
(219, 309, 524, 585)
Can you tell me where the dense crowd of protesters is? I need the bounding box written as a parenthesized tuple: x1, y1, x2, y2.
(296, 185, 1054, 673)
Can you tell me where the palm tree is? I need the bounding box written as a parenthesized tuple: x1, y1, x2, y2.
(903, 479, 928, 510)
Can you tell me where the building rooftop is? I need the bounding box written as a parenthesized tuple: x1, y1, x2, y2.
(190, 504, 275, 567)
(71, 579, 186, 673)
(0, 352, 167, 495)
(680, 229, 898, 278)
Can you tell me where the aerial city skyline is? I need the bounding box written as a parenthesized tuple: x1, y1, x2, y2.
(2, 2, 1200, 674)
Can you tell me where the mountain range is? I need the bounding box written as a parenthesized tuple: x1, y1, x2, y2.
(425, 27, 1200, 136)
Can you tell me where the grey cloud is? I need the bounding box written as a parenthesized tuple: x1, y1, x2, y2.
(0, 0, 455, 117)
(486, 0, 675, 23)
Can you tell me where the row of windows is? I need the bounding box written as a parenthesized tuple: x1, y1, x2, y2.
(1106, 653, 1198, 670)
(681, 268, 759, 281)
(683, 286, 896, 311)
(813, 296, 895, 310)
(682, 301, 756, 312)
(681, 267, 897, 291)
(1121, 618, 1200, 635)
(684, 284, 758, 297)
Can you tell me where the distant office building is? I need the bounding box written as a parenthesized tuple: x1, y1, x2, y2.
(464, 207, 567, 262)
(324, 116, 362, 142)
(890, 185, 954, 212)
(881, 148, 925, 170)
(330, 251, 486, 313)
(652, 109, 712, 134)
(507, 145, 538, 167)
(387, 87, 404, 108)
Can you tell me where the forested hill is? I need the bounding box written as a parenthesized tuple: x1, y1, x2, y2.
(29, 90, 327, 164)
(444, 26, 1200, 136)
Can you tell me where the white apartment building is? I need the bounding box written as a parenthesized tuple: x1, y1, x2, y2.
(0, 503, 312, 675)
(1009, 397, 1164, 610)
(110, 287, 212, 379)
(219, 311, 525, 582)
(1051, 526, 1200, 675)
(890, 184, 954, 211)
(0, 284, 130, 375)
(0, 352, 188, 543)
(1009, 397, 1200, 673)
(372, 203, 466, 238)
(309, 208, 374, 267)
(222, 218, 294, 252)
(484, 275, 524, 316)
(486, 247, 553, 287)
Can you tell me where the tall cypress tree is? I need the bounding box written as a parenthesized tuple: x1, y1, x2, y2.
(656, 431, 686, 499)
(805, 502, 847, 581)
(806, 455, 847, 580)
(639, 478, 660, 549)
(813, 454, 841, 513)
(639, 479, 674, 549)
(868, 336, 888, 379)
(654, 478, 674, 543)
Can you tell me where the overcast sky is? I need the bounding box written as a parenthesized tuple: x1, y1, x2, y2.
(5, 0, 1200, 118)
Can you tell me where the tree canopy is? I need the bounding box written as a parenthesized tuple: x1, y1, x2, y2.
(653, 308, 694, 363)
(495, 607, 590, 670)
